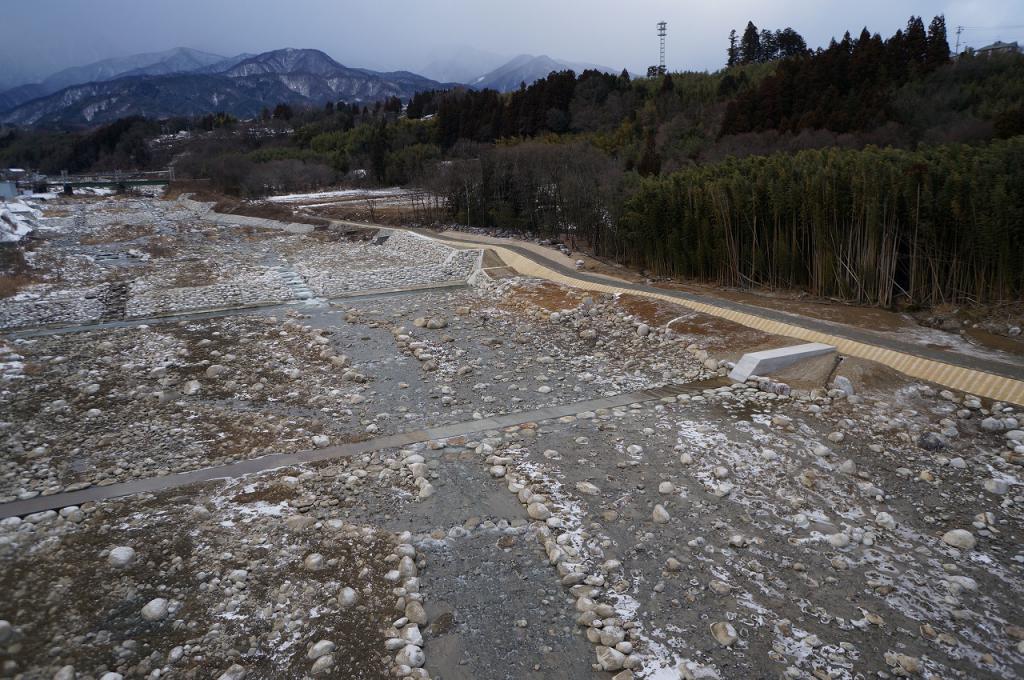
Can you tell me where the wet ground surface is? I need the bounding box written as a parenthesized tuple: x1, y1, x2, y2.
(1, 195, 1023, 680)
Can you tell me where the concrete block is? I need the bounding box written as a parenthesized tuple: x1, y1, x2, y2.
(729, 343, 836, 383)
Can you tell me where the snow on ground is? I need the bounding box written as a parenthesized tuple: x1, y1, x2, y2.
(0, 199, 41, 243)
(2, 194, 1023, 680)
(266, 187, 416, 204)
(880, 320, 1022, 365)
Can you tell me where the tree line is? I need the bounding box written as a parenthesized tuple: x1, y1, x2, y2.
(0, 116, 159, 174)
(723, 16, 951, 135)
(611, 140, 1024, 306)
(727, 22, 809, 66)
(418, 69, 639, 146)
(433, 138, 1023, 306)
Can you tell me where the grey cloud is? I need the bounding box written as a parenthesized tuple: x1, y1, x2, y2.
(1, 0, 1021, 87)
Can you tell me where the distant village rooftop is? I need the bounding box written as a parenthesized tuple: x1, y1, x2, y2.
(976, 40, 1022, 56)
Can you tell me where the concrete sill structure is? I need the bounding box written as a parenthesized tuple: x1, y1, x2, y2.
(729, 343, 836, 383)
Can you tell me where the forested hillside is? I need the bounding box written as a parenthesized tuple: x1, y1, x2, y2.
(723, 16, 952, 134)
(2, 15, 1022, 307)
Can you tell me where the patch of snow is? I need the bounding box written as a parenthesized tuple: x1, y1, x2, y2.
(266, 187, 414, 203)
(0, 198, 39, 243)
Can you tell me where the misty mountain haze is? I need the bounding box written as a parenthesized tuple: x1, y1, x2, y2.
(1, 0, 1019, 125)
(419, 45, 509, 84)
(471, 54, 622, 92)
(0, 44, 635, 126)
(4, 0, 1020, 79)
(0, 48, 230, 113)
(0, 48, 468, 126)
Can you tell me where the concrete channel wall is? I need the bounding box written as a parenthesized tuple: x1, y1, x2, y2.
(177, 196, 316, 234)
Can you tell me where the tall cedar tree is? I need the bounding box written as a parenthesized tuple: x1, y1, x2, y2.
(926, 15, 950, 68)
(740, 22, 761, 64)
(636, 131, 661, 176)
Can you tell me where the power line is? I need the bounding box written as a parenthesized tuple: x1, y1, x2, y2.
(961, 25, 1024, 31)
(956, 23, 1024, 52)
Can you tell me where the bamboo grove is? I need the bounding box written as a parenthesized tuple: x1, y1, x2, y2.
(612, 140, 1024, 307)
(436, 138, 1023, 307)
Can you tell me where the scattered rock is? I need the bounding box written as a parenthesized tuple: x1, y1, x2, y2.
(596, 645, 626, 671)
(710, 621, 738, 647)
(527, 502, 551, 520)
(107, 546, 135, 568)
(918, 432, 947, 451)
(304, 553, 326, 570)
(833, 375, 854, 396)
(307, 640, 336, 660)
(217, 664, 247, 680)
(141, 598, 169, 622)
(941, 529, 977, 551)
(875, 512, 897, 530)
(395, 644, 425, 668)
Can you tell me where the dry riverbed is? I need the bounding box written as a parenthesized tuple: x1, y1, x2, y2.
(1, 194, 1022, 680)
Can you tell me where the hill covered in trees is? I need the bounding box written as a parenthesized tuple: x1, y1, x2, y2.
(723, 16, 953, 134)
(3, 15, 1022, 308)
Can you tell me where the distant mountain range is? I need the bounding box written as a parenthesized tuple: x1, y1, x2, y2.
(0, 48, 232, 113)
(471, 54, 622, 92)
(0, 48, 458, 127)
(0, 48, 624, 127)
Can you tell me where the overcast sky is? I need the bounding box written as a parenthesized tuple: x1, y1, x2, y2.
(2, 0, 1022, 85)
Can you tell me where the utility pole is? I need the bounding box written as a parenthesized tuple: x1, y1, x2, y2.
(955, 25, 964, 54)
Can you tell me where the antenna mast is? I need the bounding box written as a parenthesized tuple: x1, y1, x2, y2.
(657, 21, 667, 75)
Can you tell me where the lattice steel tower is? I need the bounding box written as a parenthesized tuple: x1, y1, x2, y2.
(657, 21, 667, 74)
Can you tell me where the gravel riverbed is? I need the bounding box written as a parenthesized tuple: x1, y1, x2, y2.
(1, 194, 1022, 680)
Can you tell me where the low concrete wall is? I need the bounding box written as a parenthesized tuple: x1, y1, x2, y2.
(728, 343, 836, 382)
(175, 196, 212, 213)
(204, 211, 315, 234)
(176, 195, 315, 234)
